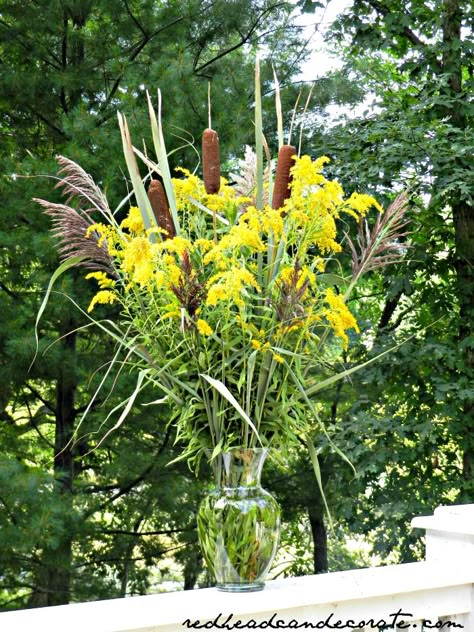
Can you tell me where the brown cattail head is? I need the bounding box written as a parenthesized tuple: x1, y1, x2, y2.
(272, 144, 296, 212)
(202, 128, 220, 194)
(148, 179, 175, 238)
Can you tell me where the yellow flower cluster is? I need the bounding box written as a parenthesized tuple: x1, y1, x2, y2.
(85, 271, 116, 289)
(280, 155, 381, 256)
(120, 206, 145, 233)
(85, 223, 120, 255)
(87, 290, 117, 313)
(121, 236, 155, 287)
(206, 268, 260, 307)
(278, 265, 316, 292)
(324, 288, 360, 349)
(172, 168, 205, 211)
(196, 319, 213, 337)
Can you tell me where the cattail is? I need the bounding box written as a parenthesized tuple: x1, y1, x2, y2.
(148, 179, 175, 238)
(272, 145, 296, 211)
(202, 128, 220, 194)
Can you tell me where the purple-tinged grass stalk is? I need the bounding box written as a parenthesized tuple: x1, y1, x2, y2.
(345, 190, 411, 299)
(33, 156, 117, 275)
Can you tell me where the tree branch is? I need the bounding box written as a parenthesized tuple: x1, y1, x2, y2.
(0, 18, 62, 70)
(95, 13, 187, 126)
(364, 0, 443, 72)
(99, 526, 194, 536)
(0, 280, 19, 300)
(193, 3, 287, 75)
(123, 0, 148, 37)
(84, 425, 172, 515)
(25, 382, 55, 412)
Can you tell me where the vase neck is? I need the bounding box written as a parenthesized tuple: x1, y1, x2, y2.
(218, 448, 269, 488)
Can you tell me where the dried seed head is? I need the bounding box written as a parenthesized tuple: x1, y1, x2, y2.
(170, 250, 206, 318)
(272, 145, 296, 212)
(148, 179, 175, 238)
(202, 128, 220, 194)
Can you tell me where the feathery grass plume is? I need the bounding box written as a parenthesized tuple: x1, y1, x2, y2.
(202, 128, 220, 194)
(54, 155, 112, 221)
(34, 155, 115, 274)
(229, 146, 270, 208)
(147, 179, 175, 238)
(35, 198, 115, 275)
(346, 191, 411, 291)
(272, 145, 296, 211)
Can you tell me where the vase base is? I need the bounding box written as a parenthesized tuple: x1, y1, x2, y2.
(216, 582, 265, 593)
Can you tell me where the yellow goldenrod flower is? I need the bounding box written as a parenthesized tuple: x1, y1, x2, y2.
(324, 288, 360, 349)
(162, 310, 181, 320)
(251, 339, 262, 350)
(85, 271, 116, 289)
(206, 268, 260, 307)
(345, 192, 383, 217)
(172, 170, 205, 210)
(120, 236, 155, 287)
(85, 223, 119, 254)
(154, 270, 167, 288)
(158, 235, 192, 257)
(289, 155, 329, 197)
(120, 206, 145, 233)
(261, 207, 285, 241)
(87, 290, 117, 313)
(166, 263, 182, 287)
(194, 239, 215, 253)
(196, 319, 213, 337)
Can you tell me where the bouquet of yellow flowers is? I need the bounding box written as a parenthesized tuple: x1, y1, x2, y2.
(35, 68, 409, 591)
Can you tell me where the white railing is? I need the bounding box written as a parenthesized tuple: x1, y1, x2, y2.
(1, 504, 473, 632)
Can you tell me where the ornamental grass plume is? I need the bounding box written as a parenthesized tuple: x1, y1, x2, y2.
(34, 198, 115, 276)
(345, 190, 411, 293)
(33, 155, 115, 275)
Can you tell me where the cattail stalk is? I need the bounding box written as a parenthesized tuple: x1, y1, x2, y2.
(202, 128, 221, 195)
(148, 179, 175, 238)
(272, 145, 296, 212)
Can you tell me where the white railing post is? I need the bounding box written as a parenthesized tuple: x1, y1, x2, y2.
(412, 503, 474, 628)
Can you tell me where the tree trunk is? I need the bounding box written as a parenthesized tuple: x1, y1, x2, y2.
(308, 502, 328, 574)
(452, 198, 474, 500)
(442, 0, 473, 500)
(28, 326, 77, 607)
(183, 549, 203, 590)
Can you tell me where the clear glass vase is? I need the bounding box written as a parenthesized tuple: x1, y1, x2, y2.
(197, 448, 280, 592)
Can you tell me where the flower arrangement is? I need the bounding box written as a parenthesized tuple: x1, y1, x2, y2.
(34, 66, 411, 590)
(35, 69, 409, 483)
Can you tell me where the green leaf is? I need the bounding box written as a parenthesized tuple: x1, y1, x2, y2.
(200, 373, 261, 443)
(255, 57, 263, 210)
(146, 90, 181, 235)
(30, 256, 87, 371)
(306, 436, 333, 530)
(117, 112, 158, 238)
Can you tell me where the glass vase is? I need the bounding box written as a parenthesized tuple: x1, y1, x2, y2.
(197, 448, 280, 592)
